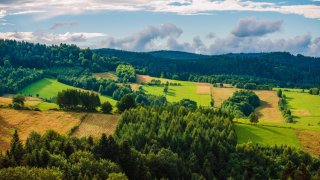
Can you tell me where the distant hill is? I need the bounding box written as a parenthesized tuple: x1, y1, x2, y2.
(148, 50, 209, 60)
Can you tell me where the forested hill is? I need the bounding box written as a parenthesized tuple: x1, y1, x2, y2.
(1, 40, 320, 89)
(95, 48, 320, 88)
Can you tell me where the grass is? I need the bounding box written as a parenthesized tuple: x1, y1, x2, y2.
(19, 78, 117, 106)
(283, 91, 320, 126)
(235, 123, 300, 148)
(141, 82, 211, 107)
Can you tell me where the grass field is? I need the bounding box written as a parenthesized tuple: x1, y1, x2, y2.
(19, 78, 117, 106)
(0, 109, 83, 151)
(72, 113, 119, 138)
(137, 75, 212, 106)
(283, 91, 320, 126)
(235, 123, 300, 148)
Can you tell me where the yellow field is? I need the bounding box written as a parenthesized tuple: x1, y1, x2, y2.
(0, 96, 42, 107)
(254, 90, 283, 123)
(296, 130, 320, 156)
(72, 113, 119, 138)
(0, 109, 83, 151)
(211, 87, 238, 106)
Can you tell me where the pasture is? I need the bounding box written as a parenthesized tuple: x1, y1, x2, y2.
(19, 78, 117, 106)
(283, 91, 320, 126)
(235, 123, 300, 148)
(137, 75, 212, 106)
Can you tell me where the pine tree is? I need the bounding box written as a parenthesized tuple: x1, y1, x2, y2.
(9, 130, 24, 166)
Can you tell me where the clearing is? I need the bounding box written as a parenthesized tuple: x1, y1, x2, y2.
(93, 71, 118, 81)
(72, 113, 119, 138)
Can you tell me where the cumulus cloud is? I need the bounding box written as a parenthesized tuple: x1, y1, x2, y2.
(100, 23, 183, 51)
(1, 0, 320, 20)
(0, 31, 106, 44)
(231, 17, 283, 37)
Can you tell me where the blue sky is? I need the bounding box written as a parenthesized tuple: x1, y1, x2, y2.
(0, 0, 320, 56)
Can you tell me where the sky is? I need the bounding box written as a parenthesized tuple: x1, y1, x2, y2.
(0, 0, 320, 56)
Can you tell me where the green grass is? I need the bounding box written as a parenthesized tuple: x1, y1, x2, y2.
(141, 80, 211, 106)
(34, 102, 59, 111)
(283, 91, 320, 126)
(235, 123, 301, 148)
(19, 78, 117, 106)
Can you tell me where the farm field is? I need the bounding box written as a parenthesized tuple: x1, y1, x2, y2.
(19, 78, 117, 106)
(254, 90, 283, 123)
(235, 123, 300, 148)
(211, 86, 238, 106)
(72, 113, 119, 138)
(0, 109, 83, 151)
(137, 75, 212, 106)
(283, 91, 320, 126)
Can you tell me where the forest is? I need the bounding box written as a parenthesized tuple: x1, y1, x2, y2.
(1, 106, 319, 179)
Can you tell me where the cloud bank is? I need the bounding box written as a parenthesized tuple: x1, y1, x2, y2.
(1, 0, 320, 20)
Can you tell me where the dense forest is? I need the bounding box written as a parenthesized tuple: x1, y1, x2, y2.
(95, 49, 320, 88)
(1, 106, 319, 179)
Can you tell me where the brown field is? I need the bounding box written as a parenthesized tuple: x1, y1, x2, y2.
(136, 74, 153, 83)
(296, 130, 320, 156)
(0, 96, 42, 107)
(211, 87, 238, 106)
(72, 113, 119, 138)
(194, 83, 211, 94)
(0, 109, 83, 151)
(93, 72, 117, 80)
(130, 83, 140, 91)
(254, 90, 283, 123)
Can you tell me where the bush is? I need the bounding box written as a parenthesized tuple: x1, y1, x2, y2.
(116, 94, 136, 113)
(101, 101, 113, 114)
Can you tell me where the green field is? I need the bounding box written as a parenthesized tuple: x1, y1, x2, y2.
(235, 123, 301, 148)
(19, 78, 117, 106)
(141, 78, 211, 107)
(283, 91, 320, 126)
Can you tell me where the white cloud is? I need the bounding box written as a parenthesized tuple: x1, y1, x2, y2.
(0, 31, 106, 44)
(1, 0, 320, 20)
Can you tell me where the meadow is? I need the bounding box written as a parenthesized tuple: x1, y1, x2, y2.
(137, 75, 212, 107)
(282, 91, 320, 126)
(19, 78, 117, 106)
(234, 123, 300, 148)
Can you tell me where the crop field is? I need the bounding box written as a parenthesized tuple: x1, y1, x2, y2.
(283, 91, 320, 126)
(211, 87, 238, 106)
(296, 130, 320, 156)
(19, 78, 117, 106)
(0, 109, 83, 151)
(72, 113, 119, 138)
(254, 90, 283, 123)
(137, 75, 212, 106)
(235, 123, 300, 148)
